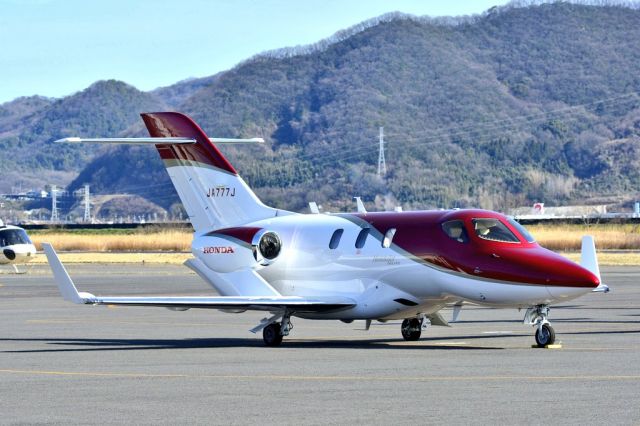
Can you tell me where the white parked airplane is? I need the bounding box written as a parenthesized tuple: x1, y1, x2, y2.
(0, 220, 36, 273)
(45, 112, 608, 347)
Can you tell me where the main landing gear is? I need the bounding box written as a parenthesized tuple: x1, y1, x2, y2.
(262, 323, 284, 347)
(524, 305, 556, 347)
(401, 317, 427, 341)
(254, 312, 292, 347)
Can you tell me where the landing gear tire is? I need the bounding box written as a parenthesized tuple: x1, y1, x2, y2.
(263, 323, 284, 347)
(401, 318, 422, 341)
(535, 323, 556, 347)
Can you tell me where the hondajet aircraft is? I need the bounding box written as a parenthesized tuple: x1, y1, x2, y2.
(45, 112, 608, 346)
(0, 219, 36, 273)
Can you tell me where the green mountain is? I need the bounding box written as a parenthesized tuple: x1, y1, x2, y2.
(0, 80, 168, 193)
(7, 2, 640, 215)
(151, 74, 221, 109)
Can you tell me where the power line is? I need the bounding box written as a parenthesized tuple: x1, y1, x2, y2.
(83, 184, 91, 223)
(50, 185, 59, 222)
(377, 126, 386, 177)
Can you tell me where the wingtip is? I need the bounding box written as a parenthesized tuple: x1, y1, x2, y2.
(54, 137, 81, 143)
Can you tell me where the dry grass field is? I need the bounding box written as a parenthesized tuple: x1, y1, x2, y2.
(20, 224, 640, 265)
(28, 223, 640, 252)
(29, 229, 192, 252)
(528, 223, 640, 251)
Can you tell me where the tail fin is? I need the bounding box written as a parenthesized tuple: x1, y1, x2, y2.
(141, 112, 279, 232)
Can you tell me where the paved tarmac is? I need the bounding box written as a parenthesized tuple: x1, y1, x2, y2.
(1, 264, 639, 425)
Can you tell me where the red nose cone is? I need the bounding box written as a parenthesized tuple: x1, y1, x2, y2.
(494, 246, 600, 288)
(577, 267, 600, 288)
(544, 252, 600, 288)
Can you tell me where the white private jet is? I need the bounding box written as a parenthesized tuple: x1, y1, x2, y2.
(45, 112, 608, 347)
(0, 220, 36, 273)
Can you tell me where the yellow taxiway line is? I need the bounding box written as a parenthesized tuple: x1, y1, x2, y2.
(1, 369, 639, 382)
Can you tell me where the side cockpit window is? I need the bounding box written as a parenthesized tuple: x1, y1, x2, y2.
(472, 218, 520, 243)
(382, 228, 396, 248)
(441, 220, 469, 243)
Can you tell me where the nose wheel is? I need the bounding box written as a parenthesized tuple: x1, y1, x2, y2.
(525, 305, 556, 347)
(535, 323, 556, 347)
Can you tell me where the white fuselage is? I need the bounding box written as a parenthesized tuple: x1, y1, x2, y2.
(192, 213, 593, 321)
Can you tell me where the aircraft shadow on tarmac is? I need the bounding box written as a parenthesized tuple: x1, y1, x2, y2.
(0, 334, 513, 352)
(3, 316, 638, 353)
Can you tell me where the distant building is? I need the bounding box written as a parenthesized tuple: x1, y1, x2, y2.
(510, 204, 608, 218)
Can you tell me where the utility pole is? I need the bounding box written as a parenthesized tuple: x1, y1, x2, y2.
(83, 184, 91, 223)
(50, 185, 59, 222)
(377, 126, 387, 177)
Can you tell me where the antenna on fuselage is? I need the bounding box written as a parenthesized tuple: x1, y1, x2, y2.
(309, 202, 320, 214)
(354, 197, 367, 213)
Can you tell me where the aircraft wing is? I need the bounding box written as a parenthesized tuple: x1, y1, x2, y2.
(42, 243, 355, 313)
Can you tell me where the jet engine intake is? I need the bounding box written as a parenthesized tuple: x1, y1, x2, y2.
(252, 230, 282, 266)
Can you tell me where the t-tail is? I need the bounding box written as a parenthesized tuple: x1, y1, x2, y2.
(141, 112, 283, 231)
(57, 112, 286, 232)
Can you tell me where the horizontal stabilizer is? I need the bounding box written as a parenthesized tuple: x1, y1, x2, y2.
(55, 137, 264, 145)
(55, 137, 196, 144)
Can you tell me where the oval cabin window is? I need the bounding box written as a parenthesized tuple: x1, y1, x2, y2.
(355, 228, 369, 249)
(329, 229, 344, 249)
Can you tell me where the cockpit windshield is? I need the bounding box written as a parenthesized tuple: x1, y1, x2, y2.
(441, 220, 469, 243)
(472, 218, 520, 243)
(0, 229, 31, 246)
(507, 218, 536, 243)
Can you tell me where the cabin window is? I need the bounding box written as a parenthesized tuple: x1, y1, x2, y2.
(441, 220, 469, 243)
(329, 229, 344, 249)
(382, 228, 396, 248)
(472, 218, 520, 243)
(355, 228, 369, 249)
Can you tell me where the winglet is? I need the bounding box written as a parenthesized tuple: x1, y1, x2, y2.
(42, 243, 95, 304)
(580, 236, 609, 293)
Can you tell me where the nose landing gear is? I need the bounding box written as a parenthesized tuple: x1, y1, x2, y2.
(524, 305, 556, 347)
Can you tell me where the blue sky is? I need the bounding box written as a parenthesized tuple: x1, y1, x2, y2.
(0, 0, 510, 103)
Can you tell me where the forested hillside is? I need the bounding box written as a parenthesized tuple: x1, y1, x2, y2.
(3, 2, 640, 215)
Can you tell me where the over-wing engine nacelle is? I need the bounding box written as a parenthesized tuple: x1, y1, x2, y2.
(192, 229, 282, 273)
(252, 230, 281, 266)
